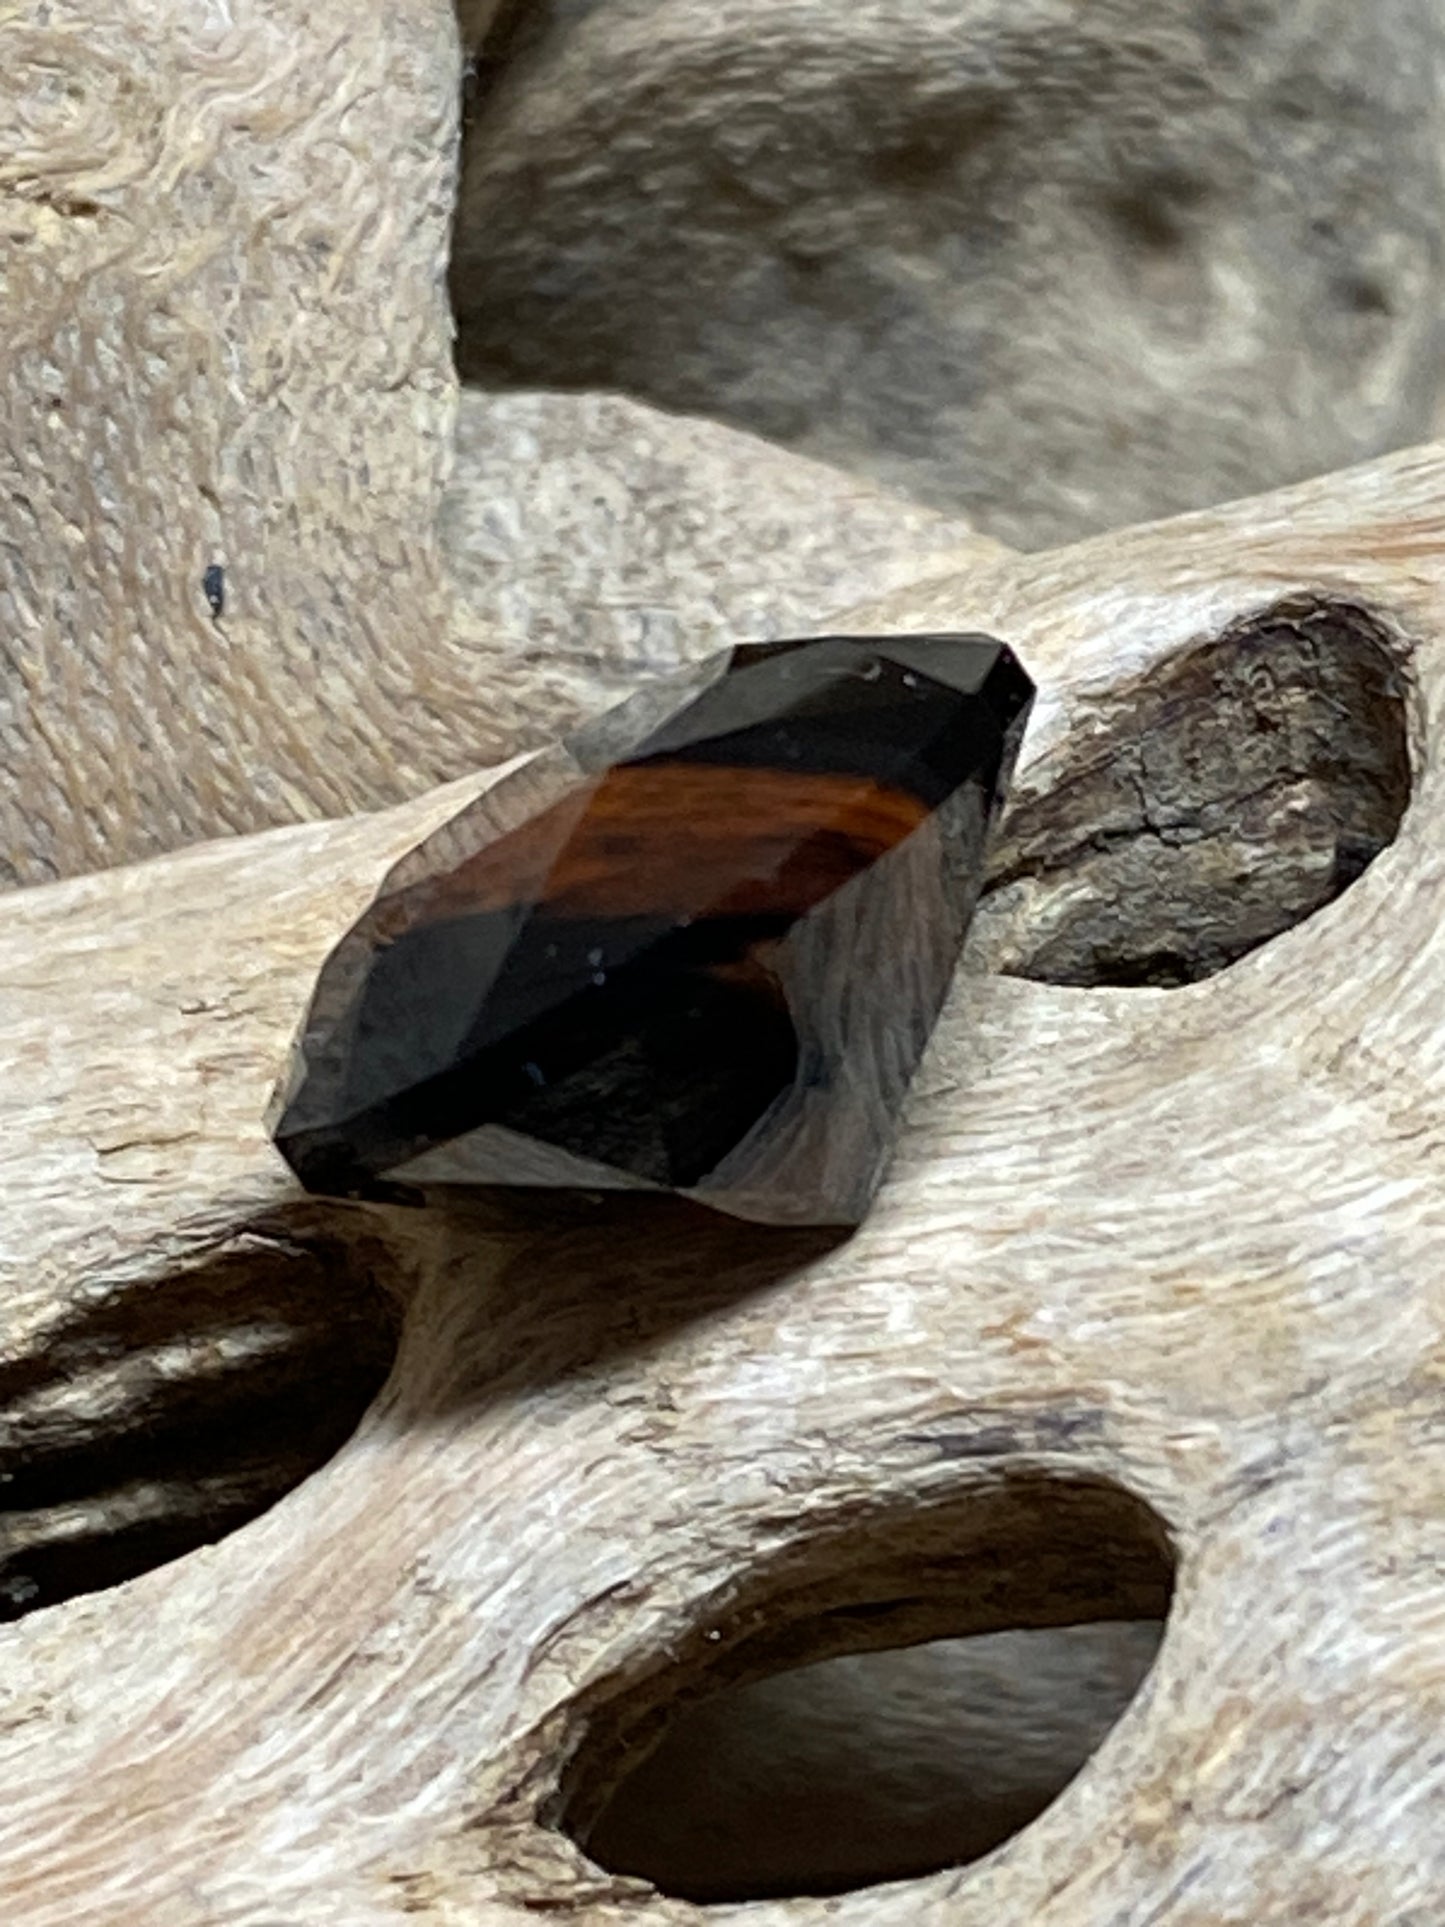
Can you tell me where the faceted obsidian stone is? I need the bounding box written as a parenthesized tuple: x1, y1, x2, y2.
(270, 635, 1033, 1225)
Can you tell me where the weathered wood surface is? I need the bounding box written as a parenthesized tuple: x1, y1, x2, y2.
(4, 444, 1445, 1922)
(0, 0, 992, 895)
(0, 0, 470, 888)
(452, 0, 1445, 549)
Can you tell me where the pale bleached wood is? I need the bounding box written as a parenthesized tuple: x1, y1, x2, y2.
(439, 385, 1000, 731)
(0, 0, 474, 888)
(0, 0, 993, 894)
(4, 445, 1445, 1921)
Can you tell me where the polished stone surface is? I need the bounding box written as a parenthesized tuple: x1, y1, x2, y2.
(271, 635, 1033, 1224)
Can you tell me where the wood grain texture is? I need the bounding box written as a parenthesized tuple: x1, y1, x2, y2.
(4, 445, 1445, 1922)
(0, 0, 991, 893)
(0, 0, 468, 886)
(438, 387, 1001, 727)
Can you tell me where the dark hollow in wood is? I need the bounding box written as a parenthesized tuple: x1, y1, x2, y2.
(581, 1619, 1165, 1902)
(0, 1220, 399, 1622)
(977, 597, 1412, 987)
(551, 1475, 1174, 1901)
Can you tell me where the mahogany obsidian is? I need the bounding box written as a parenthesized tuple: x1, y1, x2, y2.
(270, 634, 1033, 1225)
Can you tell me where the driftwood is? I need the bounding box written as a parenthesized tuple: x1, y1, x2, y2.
(452, 0, 1445, 548)
(0, 0, 994, 896)
(4, 445, 1444, 1922)
(0, 0, 474, 888)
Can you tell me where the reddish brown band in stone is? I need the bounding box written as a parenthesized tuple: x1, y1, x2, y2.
(270, 634, 1034, 1226)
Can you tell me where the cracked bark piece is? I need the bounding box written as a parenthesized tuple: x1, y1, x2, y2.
(270, 635, 1033, 1225)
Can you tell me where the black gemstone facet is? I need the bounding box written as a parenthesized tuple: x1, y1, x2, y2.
(269, 634, 1034, 1225)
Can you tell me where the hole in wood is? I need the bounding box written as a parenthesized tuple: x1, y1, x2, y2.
(977, 597, 1412, 987)
(581, 1621, 1163, 1903)
(557, 1476, 1172, 1904)
(0, 1214, 398, 1622)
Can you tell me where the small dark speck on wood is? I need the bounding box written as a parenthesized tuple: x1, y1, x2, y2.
(203, 563, 225, 620)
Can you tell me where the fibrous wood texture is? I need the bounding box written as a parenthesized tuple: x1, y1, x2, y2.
(0, 0, 477, 885)
(4, 0, 1445, 1919)
(439, 386, 998, 726)
(4, 444, 1445, 1923)
(0, 0, 995, 892)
